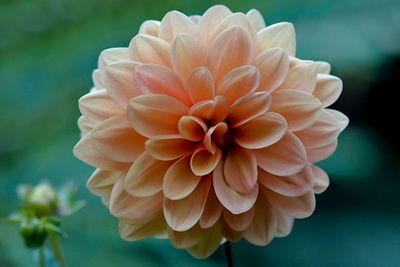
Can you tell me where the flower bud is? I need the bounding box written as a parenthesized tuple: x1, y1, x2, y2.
(19, 218, 48, 248)
(26, 184, 58, 217)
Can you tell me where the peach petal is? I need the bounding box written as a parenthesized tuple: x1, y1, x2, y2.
(234, 112, 287, 149)
(274, 210, 294, 237)
(187, 67, 215, 103)
(129, 35, 171, 67)
(217, 65, 260, 104)
(98, 47, 130, 76)
(223, 206, 255, 232)
(105, 61, 141, 108)
(187, 222, 223, 259)
(294, 109, 341, 149)
(254, 131, 307, 176)
(246, 9, 266, 32)
(145, 135, 197, 161)
(92, 69, 105, 89)
(313, 74, 342, 107)
(270, 89, 322, 131)
(87, 168, 121, 198)
(127, 94, 188, 138)
(163, 155, 202, 200)
(306, 140, 338, 163)
(79, 89, 124, 123)
(203, 122, 228, 154)
(311, 165, 329, 194)
(254, 48, 290, 93)
(198, 5, 232, 46)
(90, 115, 146, 162)
(277, 58, 318, 93)
(263, 187, 316, 219)
(189, 96, 230, 124)
(168, 224, 203, 249)
(178, 116, 207, 142)
(158, 11, 199, 43)
(212, 13, 258, 45)
(207, 26, 254, 86)
(164, 176, 211, 231)
(171, 34, 207, 82)
(316, 61, 331, 74)
(133, 64, 191, 105)
(213, 160, 258, 214)
(224, 146, 258, 194)
(78, 116, 95, 137)
(125, 152, 171, 197)
(258, 22, 296, 56)
(138, 20, 160, 36)
(189, 15, 201, 24)
(326, 109, 349, 132)
(119, 213, 166, 241)
(258, 165, 313, 197)
(227, 92, 271, 128)
(199, 186, 223, 228)
(190, 146, 222, 176)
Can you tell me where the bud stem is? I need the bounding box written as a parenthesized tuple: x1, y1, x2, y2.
(39, 246, 46, 267)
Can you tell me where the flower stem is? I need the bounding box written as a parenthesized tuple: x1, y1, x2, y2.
(225, 241, 234, 267)
(39, 246, 46, 267)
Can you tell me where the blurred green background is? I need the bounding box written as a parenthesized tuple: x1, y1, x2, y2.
(1, 0, 400, 266)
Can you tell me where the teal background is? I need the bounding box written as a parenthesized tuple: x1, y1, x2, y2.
(1, 0, 400, 266)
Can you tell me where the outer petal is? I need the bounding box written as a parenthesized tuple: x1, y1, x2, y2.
(128, 35, 171, 67)
(187, 67, 215, 103)
(270, 89, 322, 131)
(223, 206, 255, 232)
(257, 22, 296, 56)
(207, 26, 254, 86)
(275, 210, 294, 237)
(164, 176, 211, 231)
(199, 186, 223, 228)
(168, 224, 203, 249)
(247, 9, 266, 32)
(277, 58, 317, 93)
(316, 61, 331, 74)
(127, 94, 188, 138)
(187, 222, 223, 259)
(234, 112, 287, 149)
(313, 74, 342, 107)
(87, 169, 120, 198)
(254, 131, 307, 176)
(119, 213, 166, 241)
(78, 116, 95, 137)
(311, 165, 330, 194)
(212, 13, 258, 45)
(145, 135, 197, 161)
(326, 109, 349, 132)
(139, 20, 160, 36)
(198, 5, 232, 46)
(92, 69, 105, 89)
(213, 160, 258, 214)
(306, 140, 338, 163)
(133, 64, 191, 105)
(171, 34, 207, 82)
(158, 11, 200, 42)
(98, 47, 130, 76)
(190, 146, 222, 176)
(163, 155, 202, 200)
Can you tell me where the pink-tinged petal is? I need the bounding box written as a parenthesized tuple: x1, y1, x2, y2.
(73, 133, 129, 170)
(158, 11, 199, 43)
(119, 213, 166, 241)
(270, 89, 322, 131)
(87, 169, 120, 198)
(78, 116, 95, 137)
(90, 115, 146, 162)
(164, 176, 211, 231)
(277, 58, 317, 93)
(125, 152, 171, 197)
(139, 20, 160, 36)
(98, 47, 130, 76)
(191, 146, 222, 176)
(189, 96, 230, 124)
(213, 160, 258, 214)
(246, 9, 266, 32)
(227, 92, 271, 128)
(127, 94, 188, 138)
(128, 35, 171, 67)
(134, 64, 191, 105)
(223, 206, 255, 232)
(224, 146, 258, 194)
(171, 34, 207, 82)
(92, 69, 105, 89)
(216, 65, 260, 104)
(198, 5, 232, 47)
(105, 61, 141, 108)
(178, 116, 207, 142)
(207, 26, 254, 86)
(274, 209, 294, 237)
(258, 165, 313, 197)
(316, 61, 331, 74)
(187, 67, 215, 103)
(311, 165, 329, 194)
(200, 186, 223, 228)
(326, 109, 349, 132)
(145, 135, 197, 161)
(263, 187, 316, 219)
(254, 48, 289, 93)
(79, 89, 124, 123)
(257, 22, 296, 56)
(243, 193, 277, 246)
(306, 140, 338, 163)
(295, 109, 341, 149)
(314, 74, 343, 107)
(169, 224, 203, 249)
(254, 131, 307, 176)
(234, 112, 287, 149)
(187, 222, 223, 259)
(189, 15, 201, 24)
(163, 155, 202, 200)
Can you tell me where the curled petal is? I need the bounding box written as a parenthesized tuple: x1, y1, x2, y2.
(258, 22, 296, 56)
(198, 5, 232, 46)
(98, 47, 130, 76)
(277, 58, 317, 93)
(200, 186, 223, 228)
(169, 224, 203, 249)
(87, 169, 120, 198)
(274, 209, 294, 237)
(313, 74, 343, 107)
(139, 20, 160, 36)
(254, 132, 307, 176)
(270, 89, 322, 131)
(127, 94, 188, 138)
(187, 67, 215, 103)
(247, 9, 266, 32)
(189, 96, 230, 124)
(203, 122, 228, 154)
(234, 112, 287, 149)
(191, 146, 222, 176)
(306, 140, 338, 163)
(311, 165, 330, 194)
(178, 116, 207, 142)
(145, 135, 197, 161)
(163, 155, 202, 200)
(159, 11, 199, 42)
(119, 213, 166, 241)
(129, 35, 171, 67)
(326, 109, 349, 132)
(316, 61, 331, 74)
(223, 206, 255, 232)
(187, 222, 223, 259)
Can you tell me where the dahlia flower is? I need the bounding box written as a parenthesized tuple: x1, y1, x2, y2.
(74, 5, 348, 258)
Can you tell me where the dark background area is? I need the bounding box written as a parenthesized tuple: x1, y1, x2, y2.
(1, 0, 400, 266)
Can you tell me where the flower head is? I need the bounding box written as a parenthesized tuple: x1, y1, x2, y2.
(74, 5, 348, 258)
